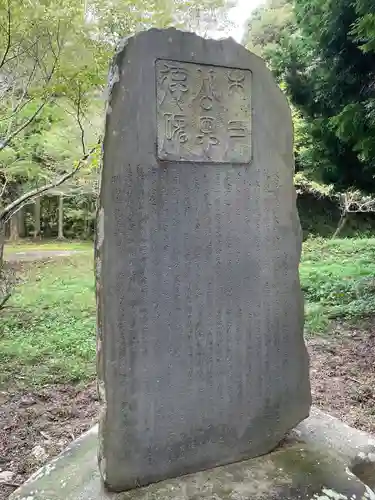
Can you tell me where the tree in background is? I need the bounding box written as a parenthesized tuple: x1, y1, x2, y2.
(0, 0, 233, 224)
(0, 0, 102, 243)
(243, 0, 295, 58)
(243, 0, 311, 173)
(259, 0, 375, 193)
(0, 0, 233, 309)
(242, 0, 375, 239)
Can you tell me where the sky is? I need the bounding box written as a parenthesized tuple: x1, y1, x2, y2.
(221, 0, 265, 43)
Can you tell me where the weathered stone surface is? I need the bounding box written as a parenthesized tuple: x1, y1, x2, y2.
(9, 410, 375, 500)
(96, 27, 311, 491)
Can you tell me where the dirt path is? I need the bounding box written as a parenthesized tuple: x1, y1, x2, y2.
(5, 250, 88, 262)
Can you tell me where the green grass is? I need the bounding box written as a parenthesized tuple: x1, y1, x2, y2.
(1, 237, 374, 388)
(0, 254, 96, 387)
(301, 237, 375, 334)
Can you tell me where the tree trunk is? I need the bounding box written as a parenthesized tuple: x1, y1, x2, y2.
(34, 197, 41, 239)
(57, 194, 64, 240)
(83, 198, 90, 239)
(18, 206, 26, 238)
(332, 213, 348, 239)
(0, 221, 11, 311)
(9, 213, 20, 241)
(0, 221, 4, 267)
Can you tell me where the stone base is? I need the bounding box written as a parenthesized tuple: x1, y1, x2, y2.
(10, 408, 375, 500)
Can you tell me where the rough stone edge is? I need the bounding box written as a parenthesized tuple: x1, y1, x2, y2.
(294, 407, 375, 472)
(95, 85, 105, 484)
(95, 32, 134, 484)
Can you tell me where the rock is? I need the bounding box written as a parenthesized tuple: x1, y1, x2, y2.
(19, 395, 36, 407)
(31, 445, 48, 461)
(0, 470, 15, 483)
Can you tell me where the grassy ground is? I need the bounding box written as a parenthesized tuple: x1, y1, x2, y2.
(1, 244, 95, 387)
(1, 238, 375, 388)
(302, 237, 375, 334)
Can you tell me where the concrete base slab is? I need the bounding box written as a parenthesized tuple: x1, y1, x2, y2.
(10, 408, 375, 500)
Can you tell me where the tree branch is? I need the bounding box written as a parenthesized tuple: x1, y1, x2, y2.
(0, 97, 33, 123)
(0, 139, 101, 223)
(0, 0, 11, 70)
(0, 55, 39, 124)
(0, 23, 63, 152)
(0, 172, 9, 199)
(0, 291, 11, 311)
(0, 98, 48, 151)
(0, 35, 40, 69)
(332, 191, 375, 238)
(76, 83, 87, 155)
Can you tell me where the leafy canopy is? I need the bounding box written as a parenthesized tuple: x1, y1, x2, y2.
(0, 0, 232, 206)
(267, 0, 375, 192)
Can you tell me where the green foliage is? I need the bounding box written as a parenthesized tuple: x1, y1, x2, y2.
(90, 0, 233, 41)
(243, 0, 375, 193)
(0, 0, 98, 133)
(0, 0, 105, 227)
(294, 173, 334, 198)
(267, 0, 375, 192)
(242, 0, 295, 58)
(352, 0, 375, 52)
(0, 0, 232, 218)
(243, 1, 317, 181)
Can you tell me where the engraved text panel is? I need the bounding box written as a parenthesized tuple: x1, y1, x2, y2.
(156, 59, 252, 164)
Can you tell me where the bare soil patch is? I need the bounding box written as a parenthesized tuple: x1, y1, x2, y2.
(0, 382, 99, 500)
(308, 322, 375, 434)
(1, 324, 375, 500)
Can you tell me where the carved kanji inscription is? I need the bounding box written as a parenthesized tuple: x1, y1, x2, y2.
(156, 59, 252, 163)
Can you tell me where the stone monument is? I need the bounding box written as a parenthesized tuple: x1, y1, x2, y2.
(9, 28, 375, 500)
(96, 28, 311, 492)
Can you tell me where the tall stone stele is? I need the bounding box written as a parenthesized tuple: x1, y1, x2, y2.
(96, 28, 311, 493)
